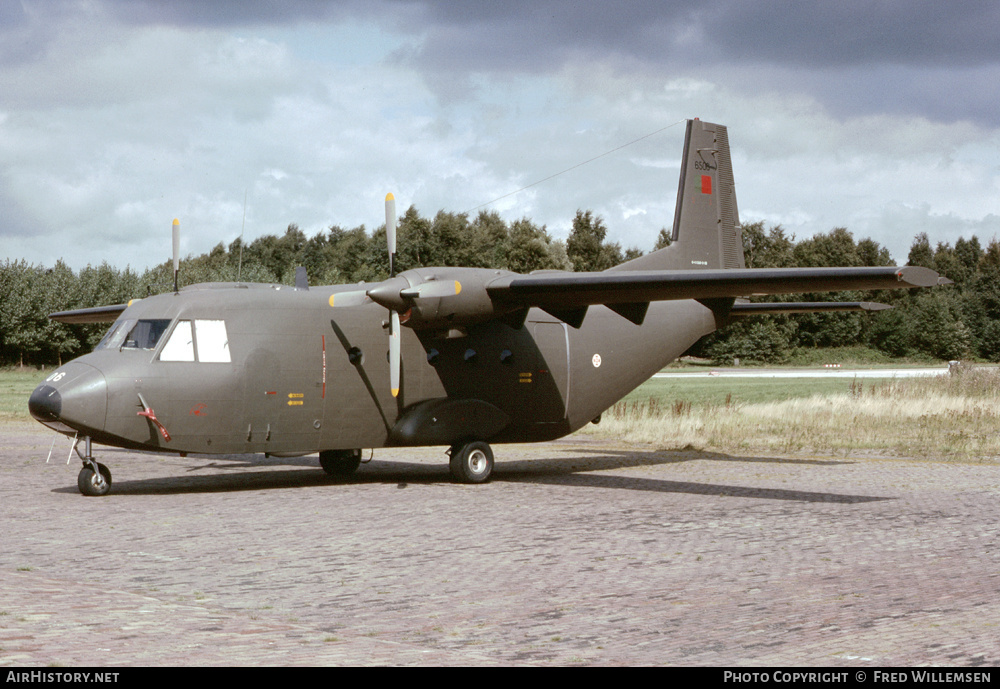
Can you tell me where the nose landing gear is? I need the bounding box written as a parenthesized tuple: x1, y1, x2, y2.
(75, 436, 112, 497)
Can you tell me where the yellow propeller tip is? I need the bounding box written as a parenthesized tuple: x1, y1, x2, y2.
(172, 218, 179, 225)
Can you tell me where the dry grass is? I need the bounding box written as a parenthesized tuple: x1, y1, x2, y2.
(583, 367, 1000, 462)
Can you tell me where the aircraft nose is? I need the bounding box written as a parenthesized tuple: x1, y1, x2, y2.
(29, 362, 108, 433)
(28, 384, 62, 422)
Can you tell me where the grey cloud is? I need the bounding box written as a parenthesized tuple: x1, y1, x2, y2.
(405, 1, 1000, 126)
(15, 2, 1000, 76)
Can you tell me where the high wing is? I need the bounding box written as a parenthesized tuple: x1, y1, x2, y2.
(482, 265, 943, 327)
(49, 304, 130, 324)
(488, 265, 941, 306)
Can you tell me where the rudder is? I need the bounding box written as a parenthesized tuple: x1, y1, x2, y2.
(613, 119, 744, 272)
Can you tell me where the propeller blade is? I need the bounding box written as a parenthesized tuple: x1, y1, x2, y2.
(385, 193, 397, 277)
(389, 310, 401, 398)
(172, 218, 180, 292)
(328, 290, 370, 307)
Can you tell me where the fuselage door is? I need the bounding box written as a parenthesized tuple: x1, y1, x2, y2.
(530, 321, 569, 422)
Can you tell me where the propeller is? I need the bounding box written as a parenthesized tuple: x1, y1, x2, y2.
(385, 193, 400, 398)
(329, 193, 464, 399)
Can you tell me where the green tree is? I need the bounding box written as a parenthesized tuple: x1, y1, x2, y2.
(906, 232, 935, 269)
(741, 221, 795, 268)
(503, 219, 567, 273)
(652, 227, 672, 251)
(707, 320, 790, 364)
(0, 260, 46, 366)
(566, 210, 622, 272)
(908, 290, 972, 360)
(43, 260, 81, 365)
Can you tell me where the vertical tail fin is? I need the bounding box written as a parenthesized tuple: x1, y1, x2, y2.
(614, 119, 744, 272)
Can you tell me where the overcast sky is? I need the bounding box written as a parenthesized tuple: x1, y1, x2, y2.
(3, 0, 999, 272)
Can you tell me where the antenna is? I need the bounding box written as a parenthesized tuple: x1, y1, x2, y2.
(237, 189, 247, 282)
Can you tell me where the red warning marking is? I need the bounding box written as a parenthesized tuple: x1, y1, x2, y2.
(701, 175, 712, 194)
(137, 407, 171, 442)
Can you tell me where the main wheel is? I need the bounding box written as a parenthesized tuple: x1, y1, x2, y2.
(319, 449, 362, 477)
(449, 441, 494, 484)
(78, 462, 112, 497)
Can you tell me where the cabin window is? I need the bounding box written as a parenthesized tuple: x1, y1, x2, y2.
(159, 320, 194, 361)
(194, 320, 231, 363)
(122, 319, 172, 351)
(158, 319, 230, 363)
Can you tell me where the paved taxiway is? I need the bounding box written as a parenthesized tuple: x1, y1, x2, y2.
(2, 423, 998, 666)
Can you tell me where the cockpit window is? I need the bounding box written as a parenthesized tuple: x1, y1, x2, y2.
(95, 318, 172, 351)
(122, 319, 172, 350)
(95, 319, 135, 350)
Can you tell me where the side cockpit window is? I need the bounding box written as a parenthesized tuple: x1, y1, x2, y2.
(96, 319, 172, 351)
(123, 319, 172, 350)
(95, 318, 135, 350)
(159, 319, 230, 363)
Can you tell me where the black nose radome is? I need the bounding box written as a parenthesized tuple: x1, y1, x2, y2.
(29, 385, 62, 422)
(28, 362, 108, 433)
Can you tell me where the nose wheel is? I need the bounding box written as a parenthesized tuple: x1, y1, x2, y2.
(75, 436, 112, 496)
(78, 461, 112, 496)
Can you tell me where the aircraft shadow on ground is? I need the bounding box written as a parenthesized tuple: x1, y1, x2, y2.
(51, 448, 889, 504)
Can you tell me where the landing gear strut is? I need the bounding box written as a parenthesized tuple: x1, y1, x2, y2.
(75, 436, 112, 497)
(449, 440, 494, 484)
(319, 449, 362, 477)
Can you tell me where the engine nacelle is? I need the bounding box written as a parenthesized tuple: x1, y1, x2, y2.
(367, 267, 521, 330)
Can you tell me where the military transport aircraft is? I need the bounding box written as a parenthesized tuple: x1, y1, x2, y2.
(29, 119, 948, 495)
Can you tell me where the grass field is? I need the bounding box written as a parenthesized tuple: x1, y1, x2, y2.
(0, 368, 46, 422)
(5, 364, 999, 462)
(585, 365, 1000, 462)
(619, 375, 861, 408)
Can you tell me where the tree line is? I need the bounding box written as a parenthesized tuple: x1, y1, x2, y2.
(1, 205, 996, 366)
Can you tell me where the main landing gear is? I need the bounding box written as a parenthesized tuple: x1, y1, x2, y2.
(75, 436, 112, 497)
(319, 441, 495, 484)
(319, 448, 363, 477)
(449, 440, 494, 484)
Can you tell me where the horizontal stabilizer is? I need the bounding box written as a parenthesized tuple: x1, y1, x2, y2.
(49, 304, 129, 324)
(730, 301, 892, 316)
